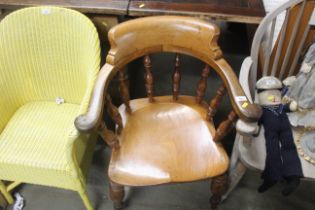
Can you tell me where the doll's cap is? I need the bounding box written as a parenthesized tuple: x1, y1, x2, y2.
(256, 76, 282, 90)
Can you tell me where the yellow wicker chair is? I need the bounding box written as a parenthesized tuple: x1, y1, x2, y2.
(0, 7, 100, 210)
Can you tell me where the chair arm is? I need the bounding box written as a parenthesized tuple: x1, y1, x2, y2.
(214, 58, 261, 122)
(236, 119, 260, 136)
(74, 63, 116, 132)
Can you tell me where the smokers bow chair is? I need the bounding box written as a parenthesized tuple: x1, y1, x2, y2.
(75, 16, 261, 209)
(0, 7, 100, 210)
(226, 0, 315, 198)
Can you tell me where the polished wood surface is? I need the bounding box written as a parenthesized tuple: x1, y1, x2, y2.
(118, 69, 131, 113)
(0, 0, 129, 14)
(109, 96, 229, 186)
(172, 53, 181, 101)
(105, 16, 261, 122)
(74, 16, 262, 209)
(75, 16, 262, 133)
(214, 111, 238, 142)
(210, 173, 228, 209)
(106, 94, 123, 134)
(98, 121, 120, 149)
(207, 84, 226, 121)
(144, 55, 154, 103)
(129, 0, 266, 23)
(196, 65, 210, 104)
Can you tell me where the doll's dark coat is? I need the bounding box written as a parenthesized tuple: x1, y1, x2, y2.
(259, 105, 303, 181)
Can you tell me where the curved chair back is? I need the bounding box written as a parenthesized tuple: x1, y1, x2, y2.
(0, 7, 100, 131)
(249, 0, 315, 97)
(105, 16, 261, 122)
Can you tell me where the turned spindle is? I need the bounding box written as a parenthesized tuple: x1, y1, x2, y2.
(207, 85, 226, 121)
(196, 65, 210, 104)
(109, 181, 125, 210)
(98, 121, 119, 149)
(210, 173, 228, 209)
(106, 94, 123, 134)
(172, 53, 181, 101)
(213, 111, 238, 142)
(144, 55, 154, 102)
(118, 69, 131, 113)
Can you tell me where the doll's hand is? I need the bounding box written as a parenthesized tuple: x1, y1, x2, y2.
(289, 100, 298, 112)
(283, 76, 296, 87)
(236, 119, 260, 136)
(282, 95, 293, 104)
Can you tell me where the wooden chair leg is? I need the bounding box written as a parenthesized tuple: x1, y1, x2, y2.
(222, 160, 247, 201)
(210, 173, 228, 209)
(109, 181, 125, 210)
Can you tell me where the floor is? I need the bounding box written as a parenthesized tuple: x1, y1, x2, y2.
(6, 21, 315, 210)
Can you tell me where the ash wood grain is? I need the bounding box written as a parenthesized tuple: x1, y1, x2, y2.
(105, 16, 261, 122)
(109, 181, 125, 210)
(129, 0, 266, 24)
(0, 0, 129, 15)
(75, 16, 262, 134)
(73, 16, 263, 210)
(109, 96, 228, 186)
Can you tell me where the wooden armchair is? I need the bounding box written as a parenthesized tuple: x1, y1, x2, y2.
(226, 0, 315, 198)
(75, 16, 261, 209)
(0, 7, 100, 210)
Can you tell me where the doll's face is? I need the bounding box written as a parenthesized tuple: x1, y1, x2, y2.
(258, 89, 282, 106)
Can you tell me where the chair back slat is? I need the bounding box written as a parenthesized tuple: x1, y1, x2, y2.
(172, 54, 181, 101)
(278, 1, 306, 79)
(263, 17, 277, 76)
(196, 65, 210, 104)
(119, 69, 131, 113)
(248, 0, 314, 99)
(273, 1, 314, 79)
(207, 85, 225, 121)
(270, 9, 290, 76)
(106, 94, 123, 134)
(144, 55, 154, 102)
(288, 23, 311, 76)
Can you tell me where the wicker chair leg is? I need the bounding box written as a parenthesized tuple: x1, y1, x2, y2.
(0, 181, 13, 204)
(109, 181, 125, 210)
(210, 173, 228, 209)
(78, 189, 93, 210)
(0, 191, 8, 210)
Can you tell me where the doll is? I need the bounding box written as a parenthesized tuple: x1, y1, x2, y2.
(237, 76, 303, 196)
(255, 76, 303, 196)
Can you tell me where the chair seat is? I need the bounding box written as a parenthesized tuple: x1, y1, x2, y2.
(0, 101, 85, 187)
(109, 96, 229, 186)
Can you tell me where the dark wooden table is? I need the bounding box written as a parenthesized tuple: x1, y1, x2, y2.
(128, 0, 266, 24)
(0, 0, 129, 15)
